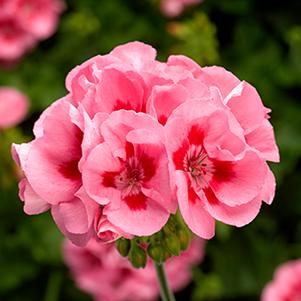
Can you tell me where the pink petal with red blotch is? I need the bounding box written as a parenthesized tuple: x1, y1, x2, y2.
(101, 110, 165, 159)
(25, 100, 82, 204)
(209, 151, 266, 207)
(96, 68, 145, 113)
(124, 135, 175, 212)
(203, 187, 262, 227)
(110, 41, 157, 71)
(166, 102, 245, 161)
(164, 116, 189, 157)
(225, 81, 267, 134)
(147, 84, 188, 125)
(175, 171, 215, 239)
(201, 66, 241, 99)
(126, 128, 175, 212)
(245, 118, 280, 162)
(19, 178, 50, 215)
(104, 191, 170, 236)
(82, 142, 121, 205)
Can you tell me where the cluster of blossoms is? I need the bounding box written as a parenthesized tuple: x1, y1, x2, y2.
(0, 87, 28, 129)
(63, 237, 204, 301)
(0, 0, 63, 63)
(12, 41, 279, 248)
(261, 260, 301, 301)
(160, 0, 202, 18)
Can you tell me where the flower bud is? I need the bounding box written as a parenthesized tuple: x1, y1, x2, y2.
(165, 233, 181, 256)
(129, 245, 147, 269)
(116, 238, 131, 257)
(147, 243, 164, 263)
(178, 228, 191, 251)
(162, 248, 172, 261)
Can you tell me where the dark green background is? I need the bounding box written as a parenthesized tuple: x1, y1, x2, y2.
(1, 0, 301, 300)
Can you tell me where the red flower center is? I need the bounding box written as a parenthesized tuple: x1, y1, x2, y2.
(115, 156, 145, 198)
(185, 145, 214, 189)
(102, 143, 156, 210)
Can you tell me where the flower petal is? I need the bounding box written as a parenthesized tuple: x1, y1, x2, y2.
(245, 119, 280, 162)
(210, 151, 266, 206)
(204, 187, 262, 227)
(175, 171, 215, 239)
(105, 192, 170, 236)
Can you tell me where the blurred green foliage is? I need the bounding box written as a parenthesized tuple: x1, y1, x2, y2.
(0, 0, 301, 300)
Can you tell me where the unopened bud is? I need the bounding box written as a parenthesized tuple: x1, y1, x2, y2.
(165, 233, 181, 256)
(178, 228, 191, 251)
(147, 244, 164, 263)
(129, 245, 147, 269)
(162, 248, 172, 261)
(116, 238, 131, 257)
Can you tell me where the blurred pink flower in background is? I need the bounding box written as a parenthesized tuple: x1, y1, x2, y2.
(0, 87, 29, 128)
(161, 0, 202, 17)
(261, 260, 301, 301)
(0, 0, 64, 63)
(63, 237, 205, 301)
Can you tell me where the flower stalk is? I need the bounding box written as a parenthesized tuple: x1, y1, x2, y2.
(154, 261, 176, 301)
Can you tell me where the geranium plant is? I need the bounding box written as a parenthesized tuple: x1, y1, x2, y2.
(12, 41, 279, 301)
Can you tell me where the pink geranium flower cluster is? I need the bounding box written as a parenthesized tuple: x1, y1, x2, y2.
(0, 0, 63, 63)
(12, 41, 279, 246)
(161, 0, 202, 17)
(63, 237, 204, 301)
(261, 260, 301, 301)
(0, 87, 29, 129)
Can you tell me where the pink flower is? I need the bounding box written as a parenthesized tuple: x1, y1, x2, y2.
(0, 0, 63, 63)
(160, 0, 202, 18)
(162, 58, 279, 239)
(165, 100, 267, 238)
(82, 110, 174, 236)
(0, 87, 29, 128)
(12, 41, 278, 245)
(199, 66, 280, 163)
(12, 98, 100, 246)
(261, 260, 301, 301)
(63, 237, 205, 301)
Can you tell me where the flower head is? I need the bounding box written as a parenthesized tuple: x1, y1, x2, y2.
(160, 0, 202, 18)
(0, 0, 64, 63)
(0, 87, 29, 128)
(63, 237, 205, 301)
(12, 41, 279, 247)
(262, 260, 301, 301)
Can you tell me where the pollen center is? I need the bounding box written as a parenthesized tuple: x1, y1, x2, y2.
(184, 145, 214, 188)
(115, 157, 144, 198)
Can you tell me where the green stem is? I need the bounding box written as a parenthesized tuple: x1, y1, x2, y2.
(43, 271, 62, 301)
(154, 261, 176, 301)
